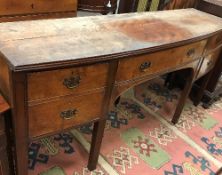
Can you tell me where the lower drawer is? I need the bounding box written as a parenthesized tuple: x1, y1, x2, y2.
(29, 91, 105, 138)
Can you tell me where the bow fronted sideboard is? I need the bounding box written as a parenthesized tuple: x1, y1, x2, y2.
(0, 9, 222, 175)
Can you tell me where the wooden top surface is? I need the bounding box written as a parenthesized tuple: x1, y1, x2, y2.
(0, 8, 222, 71)
(203, 0, 222, 6)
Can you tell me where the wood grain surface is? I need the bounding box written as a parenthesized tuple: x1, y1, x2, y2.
(203, 0, 222, 6)
(0, 9, 222, 71)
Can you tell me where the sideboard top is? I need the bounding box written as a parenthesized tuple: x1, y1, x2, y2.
(0, 8, 222, 71)
(203, 0, 222, 6)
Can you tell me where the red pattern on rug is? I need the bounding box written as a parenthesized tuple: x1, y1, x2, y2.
(135, 78, 222, 162)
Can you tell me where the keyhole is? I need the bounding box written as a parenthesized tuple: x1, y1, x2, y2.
(31, 4, 34, 9)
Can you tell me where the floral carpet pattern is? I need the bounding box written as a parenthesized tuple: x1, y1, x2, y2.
(29, 78, 222, 175)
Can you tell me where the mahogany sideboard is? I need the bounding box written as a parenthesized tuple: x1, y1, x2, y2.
(0, 9, 222, 175)
(0, 0, 77, 22)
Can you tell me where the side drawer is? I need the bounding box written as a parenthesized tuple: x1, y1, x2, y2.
(28, 63, 109, 101)
(28, 91, 104, 138)
(205, 33, 222, 53)
(197, 47, 222, 79)
(116, 41, 206, 82)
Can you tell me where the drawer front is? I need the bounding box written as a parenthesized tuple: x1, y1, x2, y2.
(0, 0, 77, 16)
(116, 41, 206, 82)
(29, 92, 104, 137)
(197, 48, 222, 79)
(205, 33, 222, 52)
(28, 63, 109, 101)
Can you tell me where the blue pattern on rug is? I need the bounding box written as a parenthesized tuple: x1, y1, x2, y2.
(201, 137, 222, 156)
(185, 151, 215, 175)
(28, 143, 49, 170)
(164, 164, 183, 175)
(54, 133, 75, 154)
(120, 101, 145, 119)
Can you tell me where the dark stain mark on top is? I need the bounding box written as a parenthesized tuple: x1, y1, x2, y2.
(106, 18, 192, 43)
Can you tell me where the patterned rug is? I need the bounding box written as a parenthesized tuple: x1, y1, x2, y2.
(28, 77, 222, 175)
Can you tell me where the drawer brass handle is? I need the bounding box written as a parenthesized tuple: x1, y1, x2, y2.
(104, 0, 112, 9)
(60, 109, 78, 120)
(63, 75, 80, 89)
(207, 60, 213, 66)
(140, 61, 152, 72)
(187, 48, 195, 57)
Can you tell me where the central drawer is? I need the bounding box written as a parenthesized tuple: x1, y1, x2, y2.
(28, 63, 109, 101)
(29, 91, 104, 138)
(116, 41, 206, 82)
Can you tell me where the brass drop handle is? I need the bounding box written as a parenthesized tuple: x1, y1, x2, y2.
(60, 109, 78, 120)
(187, 48, 195, 57)
(63, 75, 80, 89)
(104, 0, 112, 10)
(207, 60, 213, 66)
(140, 61, 152, 72)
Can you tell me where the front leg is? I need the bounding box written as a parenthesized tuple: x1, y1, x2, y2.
(87, 60, 118, 170)
(10, 72, 29, 175)
(172, 69, 195, 124)
(87, 119, 106, 171)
